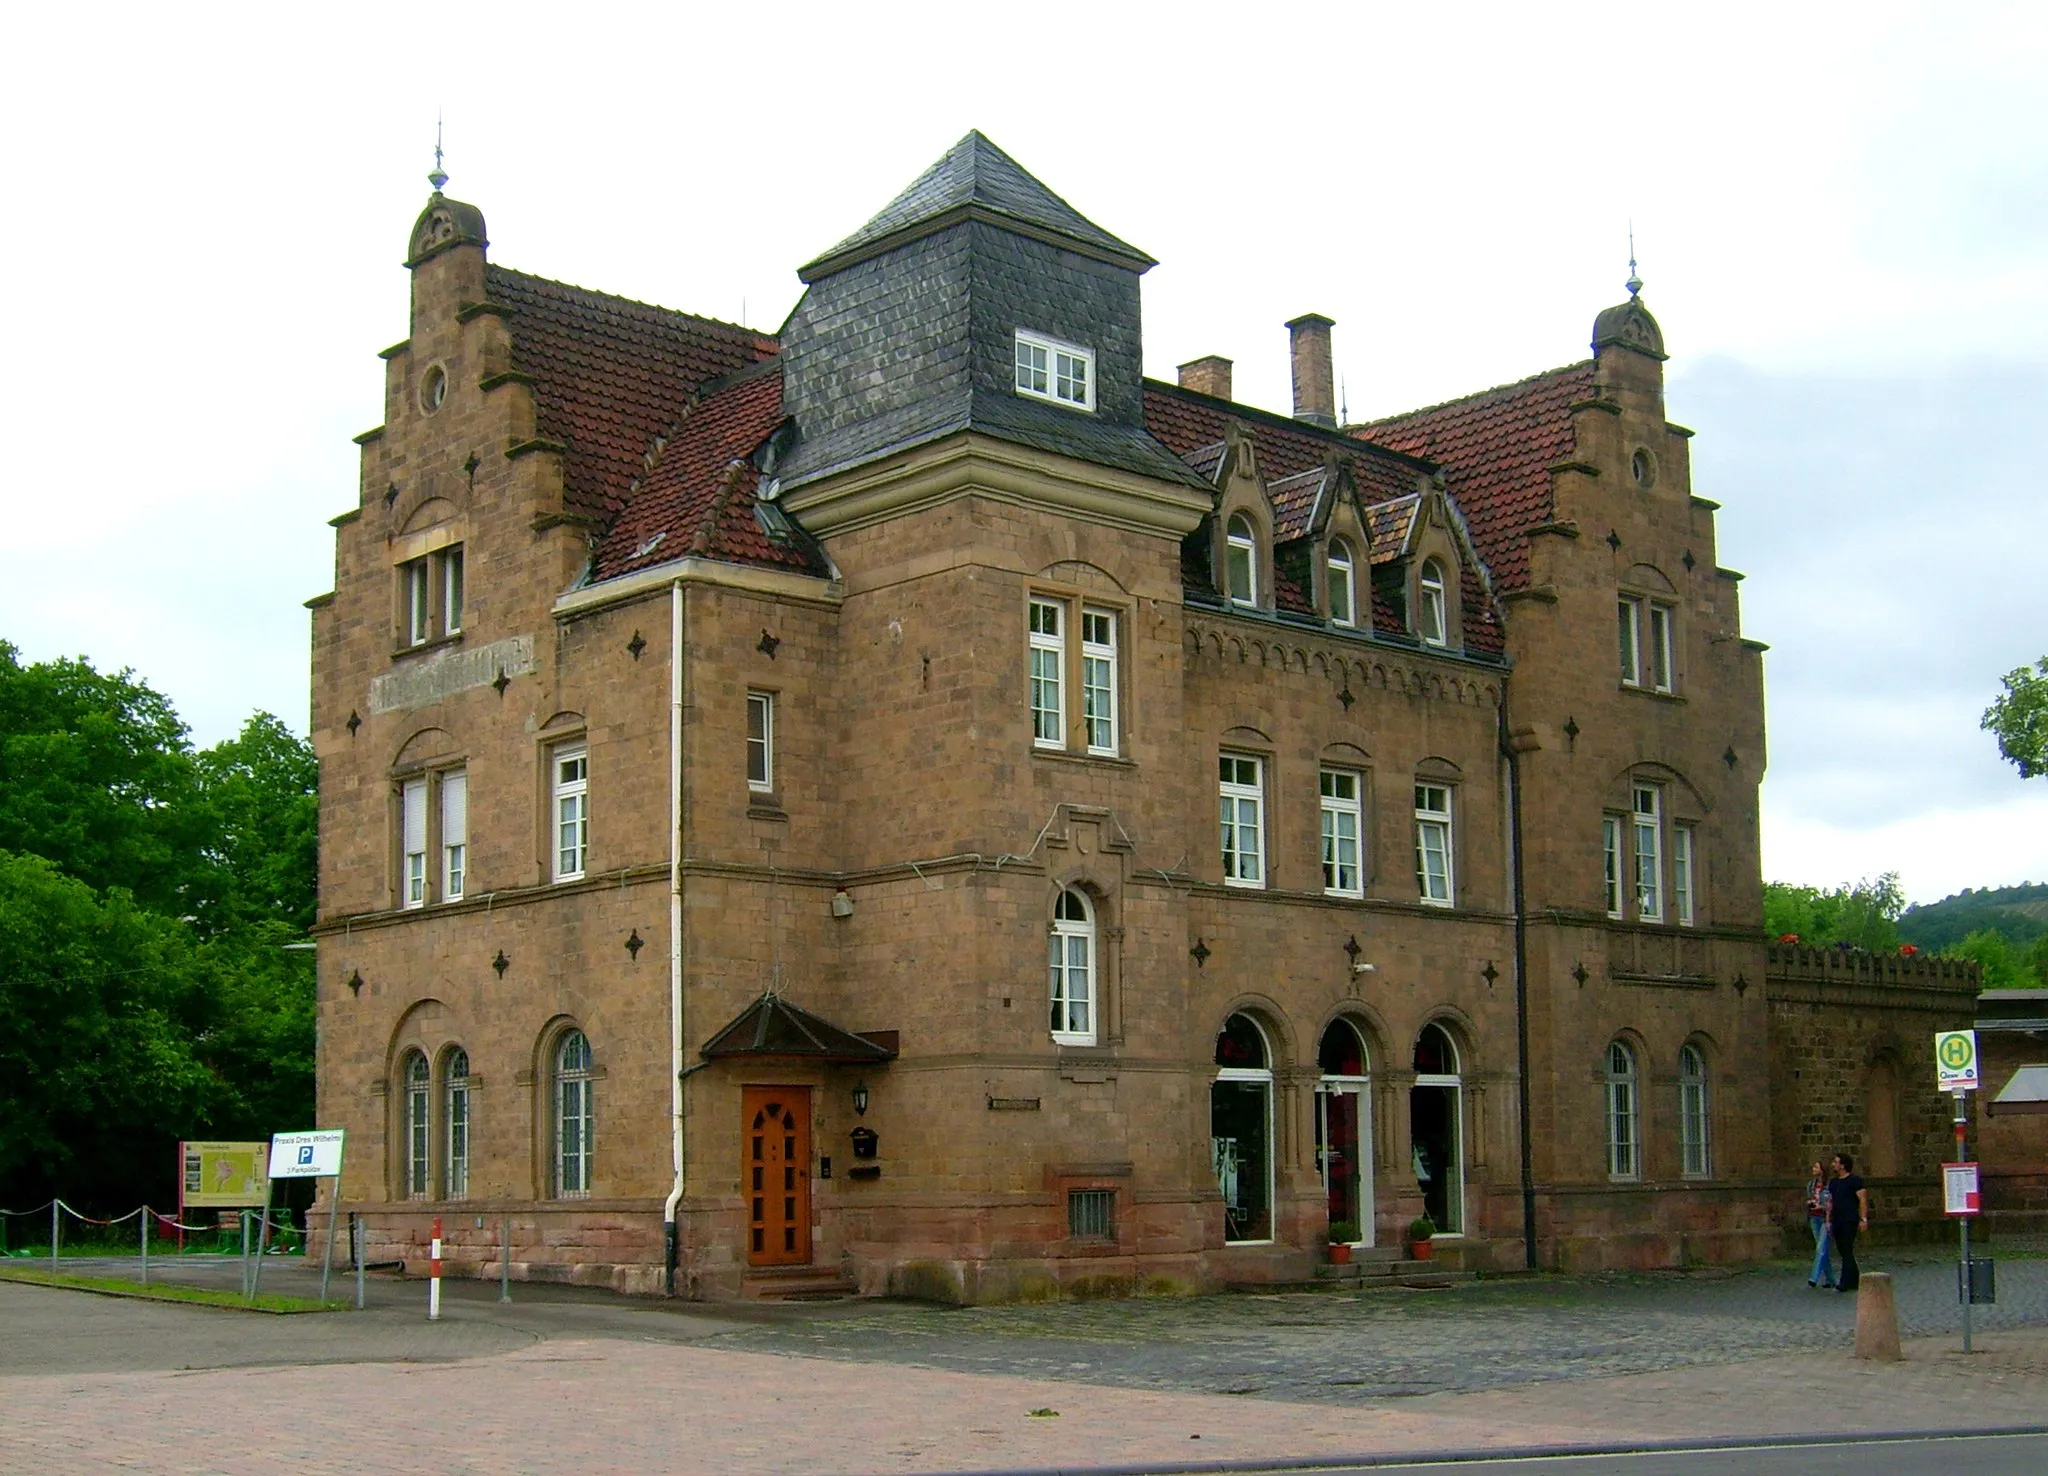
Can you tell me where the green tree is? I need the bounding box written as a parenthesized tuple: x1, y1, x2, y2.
(1763, 873, 1905, 951)
(187, 713, 318, 936)
(1950, 928, 2026, 989)
(1984, 656, 2048, 778)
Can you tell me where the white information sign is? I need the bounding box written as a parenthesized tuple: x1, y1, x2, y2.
(269, 1129, 346, 1179)
(1944, 1162, 1981, 1217)
(1936, 1030, 1980, 1092)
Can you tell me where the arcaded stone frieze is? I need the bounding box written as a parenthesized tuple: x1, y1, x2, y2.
(1182, 618, 1502, 709)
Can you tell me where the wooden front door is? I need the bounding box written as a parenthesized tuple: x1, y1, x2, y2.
(742, 1086, 811, 1266)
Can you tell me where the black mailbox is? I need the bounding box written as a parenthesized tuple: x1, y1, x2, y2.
(849, 1126, 879, 1160)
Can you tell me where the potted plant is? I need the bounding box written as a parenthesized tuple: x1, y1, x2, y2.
(1407, 1216, 1437, 1261)
(1327, 1220, 1359, 1264)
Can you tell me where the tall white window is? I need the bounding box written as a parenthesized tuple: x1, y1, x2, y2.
(1620, 596, 1675, 691)
(1606, 1041, 1640, 1180)
(401, 778, 428, 908)
(444, 1047, 471, 1199)
(1029, 599, 1065, 748)
(404, 559, 431, 647)
(1014, 330, 1094, 411)
(1219, 754, 1265, 888)
(440, 770, 466, 902)
(747, 692, 774, 792)
(1080, 609, 1118, 755)
(1328, 541, 1356, 628)
(1632, 785, 1662, 921)
(1673, 824, 1696, 926)
(1048, 888, 1096, 1045)
(442, 548, 465, 636)
(554, 1030, 594, 1197)
(1414, 784, 1454, 906)
(403, 1051, 431, 1198)
(1418, 560, 1448, 647)
(1320, 769, 1363, 898)
(1225, 516, 1258, 609)
(553, 744, 589, 882)
(1603, 814, 1624, 918)
(1679, 1044, 1711, 1178)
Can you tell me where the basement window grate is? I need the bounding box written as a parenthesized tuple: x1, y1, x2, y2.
(1068, 1188, 1115, 1240)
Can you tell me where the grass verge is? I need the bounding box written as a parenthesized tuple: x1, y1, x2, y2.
(0, 1266, 344, 1313)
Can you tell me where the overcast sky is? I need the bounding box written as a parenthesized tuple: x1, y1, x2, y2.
(1, 3, 2041, 904)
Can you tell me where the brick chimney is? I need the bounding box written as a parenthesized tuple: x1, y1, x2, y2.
(1285, 314, 1336, 428)
(1177, 355, 1234, 401)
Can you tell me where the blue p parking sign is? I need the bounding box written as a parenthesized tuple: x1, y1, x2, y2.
(298, 1145, 315, 1165)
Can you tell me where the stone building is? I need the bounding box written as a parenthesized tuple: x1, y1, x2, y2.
(311, 133, 1813, 1298)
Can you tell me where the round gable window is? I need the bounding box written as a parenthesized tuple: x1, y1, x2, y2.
(421, 365, 448, 414)
(1630, 448, 1655, 490)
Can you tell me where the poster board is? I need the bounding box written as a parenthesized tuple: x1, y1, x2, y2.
(180, 1141, 271, 1208)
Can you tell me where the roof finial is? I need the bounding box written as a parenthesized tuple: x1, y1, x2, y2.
(1340, 374, 1349, 426)
(1625, 223, 1642, 300)
(427, 112, 448, 193)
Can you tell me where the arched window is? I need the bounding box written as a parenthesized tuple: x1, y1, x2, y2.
(402, 1051, 431, 1199)
(1606, 1041, 1640, 1180)
(1048, 888, 1096, 1045)
(1327, 540, 1356, 627)
(1679, 1044, 1710, 1179)
(1226, 515, 1258, 608)
(1410, 1023, 1463, 1233)
(1211, 1013, 1273, 1242)
(553, 1030, 595, 1198)
(1418, 559, 1448, 646)
(443, 1046, 472, 1199)
(1317, 1019, 1373, 1245)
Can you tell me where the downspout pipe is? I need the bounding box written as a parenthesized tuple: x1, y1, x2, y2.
(663, 580, 686, 1293)
(1500, 697, 1538, 1271)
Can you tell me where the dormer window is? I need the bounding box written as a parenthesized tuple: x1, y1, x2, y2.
(1328, 540, 1356, 627)
(1418, 559, 1448, 647)
(1226, 515, 1258, 608)
(1015, 330, 1094, 411)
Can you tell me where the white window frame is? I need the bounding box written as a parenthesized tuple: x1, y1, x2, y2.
(444, 1047, 471, 1199)
(747, 691, 774, 793)
(1647, 602, 1674, 692)
(1028, 598, 1065, 749)
(440, 769, 466, 902)
(1618, 596, 1642, 687)
(1080, 608, 1118, 756)
(404, 558, 431, 647)
(1673, 823, 1696, 926)
(1414, 784, 1454, 907)
(442, 547, 464, 637)
(1225, 516, 1258, 609)
(403, 1051, 431, 1199)
(552, 744, 589, 883)
(1620, 595, 1675, 691)
(1327, 541, 1356, 628)
(553, 1030, 594, 1198)
(1418, 560, 1449, 647)
(1603, 814, 1624, 919)
(401, 778, 428, 909)
(1679, 1043, 1711, 1178)
(1048, 888, 1097, 1046)
(1320, 768, 1364, 898)
(1606, 1041, 1640, 1181)
(1219, 754, 1266, 888)
(1632, 785, 1662, 922)
(1014, 329, 1095, 412)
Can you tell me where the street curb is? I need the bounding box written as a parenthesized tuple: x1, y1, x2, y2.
(0, 1270, 342, 1315)
(913, 1424, 2048, 1475)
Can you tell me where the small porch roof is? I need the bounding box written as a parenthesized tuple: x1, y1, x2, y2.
(699, 992, 897, 1063)
(1988, 1064, 2048, 1117)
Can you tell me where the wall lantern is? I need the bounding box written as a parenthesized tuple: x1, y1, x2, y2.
(852, 1080, 870, 1116)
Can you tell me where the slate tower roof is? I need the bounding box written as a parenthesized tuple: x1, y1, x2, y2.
(774, 133, 1206, 495)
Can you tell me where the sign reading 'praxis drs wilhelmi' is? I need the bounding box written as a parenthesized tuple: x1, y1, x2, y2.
(1936, 1030, 1980, 1092)
(268, 1130, 346, 1179)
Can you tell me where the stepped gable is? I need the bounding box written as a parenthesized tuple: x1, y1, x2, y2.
(1358, 362, 1596, 592)
(487, 266, 777, 525)
(589, 368, 826, 584)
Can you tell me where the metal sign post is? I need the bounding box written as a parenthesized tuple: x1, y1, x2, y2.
(1951, 1089, 1974, 1353)
(267, 1129, 347, 1305)
(1937, 1030, 1987, 1355)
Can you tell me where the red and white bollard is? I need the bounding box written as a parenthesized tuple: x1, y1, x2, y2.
(429, 1216, 443, 1322)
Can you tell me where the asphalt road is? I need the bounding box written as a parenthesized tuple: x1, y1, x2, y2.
(1305, 1433, 2048, 1475)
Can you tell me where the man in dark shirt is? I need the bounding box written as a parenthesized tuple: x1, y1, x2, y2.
(1830, 1153, 1869, 1292)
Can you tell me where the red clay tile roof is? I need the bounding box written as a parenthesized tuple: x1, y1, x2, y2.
(1268, 467, 1327, 542)
(487, 266, 776, 526)
(1366, 494, 1419, 565)
(589, 368, 826, 584)
(1357, 362, 1596, 592)
(1143, 382, 1420, 506)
